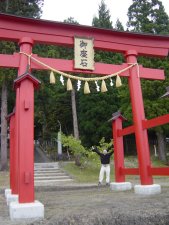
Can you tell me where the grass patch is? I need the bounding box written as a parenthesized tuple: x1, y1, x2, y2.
(0, 171, 9, 187)
(61, 156, 168, 183)
(62, 161, 115, 183)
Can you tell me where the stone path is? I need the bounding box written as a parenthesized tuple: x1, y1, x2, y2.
(34, 162, 73, 186)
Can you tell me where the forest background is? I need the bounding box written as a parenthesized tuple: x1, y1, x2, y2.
(0, 0, 169, 170)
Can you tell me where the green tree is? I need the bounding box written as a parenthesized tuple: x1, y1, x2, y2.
(124, 0, 169, 161)
(0, 0, 44, 170)
(92, 0, 112, 29)
(0, 0, 43, 18)
(77, 1, 123, 147)
(115, 19, 124, 31)
(64, 17, 80, 140)
(127, 0, 169, 34)
(34, 71, 72, 140)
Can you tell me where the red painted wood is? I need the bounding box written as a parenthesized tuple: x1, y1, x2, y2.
(149, 167, 169, 176)
(18, 78, 34, 203)
(121, 168, 139, 175)
(118, 125, 135, 136)
(16, 37, 35, 203)
(126, 50, 153, 185)
(0, 53, 165, 80)
(9, 113, 17, 194)
(0, 14, 169, 56)
(142, 114, 169, 130)
(112, 118, 125, 182)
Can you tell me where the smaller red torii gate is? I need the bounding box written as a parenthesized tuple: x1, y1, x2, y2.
(111, 112, 169, 182)
(0, 13, 169, 218)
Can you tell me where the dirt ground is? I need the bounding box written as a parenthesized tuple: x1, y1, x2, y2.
(1, 178, 169, 225)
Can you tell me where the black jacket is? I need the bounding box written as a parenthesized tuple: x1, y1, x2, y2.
(92, 147, 113, 164)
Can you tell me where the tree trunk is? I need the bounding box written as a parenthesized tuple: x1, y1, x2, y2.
(71, 89, 79, 139)
(0, 81, 8, 170)
(71, 89, 81, 166)
(5, 0, 9, 12)
(156, 131, 167, 162)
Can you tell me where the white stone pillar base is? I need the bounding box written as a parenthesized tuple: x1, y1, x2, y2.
(134, 184, 161, 195)
(5, 189, 11, 198)
(6, 194, 18, 206)
(9, 200, 44, 220)
(110, 182, 132, 191)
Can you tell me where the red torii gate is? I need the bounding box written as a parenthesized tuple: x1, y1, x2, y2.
(0, 13, 169, 207)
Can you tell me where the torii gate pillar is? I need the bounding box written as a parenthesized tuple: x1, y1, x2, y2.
(125, 50, 153, 185)
(9, 38, 44, 220)
(110, 112, 132, 191)
(125, 50, 161, 194)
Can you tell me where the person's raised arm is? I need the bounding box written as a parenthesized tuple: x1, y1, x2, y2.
(91, 146, 101, 156)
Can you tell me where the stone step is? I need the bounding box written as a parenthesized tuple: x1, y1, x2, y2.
(33, 162, 73, 184)
(34, 172, 65, 176)
(35, 178, 73, 183)
(35, 164, 59, 167)
(34, 169, 63, 172)
(34, 162, 59, 167)
(35, 175, 70, 180)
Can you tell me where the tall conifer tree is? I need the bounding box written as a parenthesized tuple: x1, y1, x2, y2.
(0, 0, 44, 170)
(127, 0, 169, 34)
(124, 0, 169, 161)
(92, 0, 112, 29)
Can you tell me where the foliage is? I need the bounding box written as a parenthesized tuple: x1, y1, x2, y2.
(124, 0, 169, 129)
(92, 0, 112, 29)
(115, 19, 124, 31)
(87, 137, 114, 166)
(124, 0, 169, 161)
(34, 71, 73, 140)
(77, 1, 124, 147)
(61, 134, 113, 168)
(61, 133, 88, 166)
(127, 0, 169, 34)
(0, 0, 44, 18)
(64, 17, 79, 24)
(97, 137, 113, 152)
(0, 0, 44, 170)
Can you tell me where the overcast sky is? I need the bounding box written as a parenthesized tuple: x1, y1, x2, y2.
(42, 0, 169, 28)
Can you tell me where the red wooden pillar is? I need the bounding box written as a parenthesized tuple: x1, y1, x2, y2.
(14, 37, 40, 203)
(7, 111, 17, 194)
(111, 112, 126, 182)
(125, 50, 153, 185)
(14, 73, 40, 203)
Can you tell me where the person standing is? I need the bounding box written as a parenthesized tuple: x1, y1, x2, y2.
(92, 146, 113, 186)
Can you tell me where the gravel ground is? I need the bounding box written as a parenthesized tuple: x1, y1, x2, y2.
(1, 183, 169, 225)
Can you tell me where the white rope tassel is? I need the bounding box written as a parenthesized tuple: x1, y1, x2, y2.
(50, 71, 56, 84)
(116, 75, 122, 87)
(84, 81, 90, 94)
(67, 78, 73, 91)
(101, 80, 108, 92)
